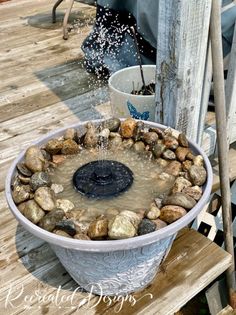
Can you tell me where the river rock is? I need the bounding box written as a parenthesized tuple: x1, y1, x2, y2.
(186, 152, 196, 161)
(175, 147, 190, 162)
(17, 163, 32, 177)
(149, 127, 164, 138)
(133, 141, 145, 152)
(164, 161, 182, 177)
(109, 133, 123, 148)
(74, 221, 90, 234)
(133, 121, 144, 141)
(183, 186, 203, 201)
(12, 185, 31, 204)
(108, 215, 136, 239)
(172, 177, 192, 194)
(74, 234, 91, 240)
(122, 138, 134, 149)
(164, 136, 179, 150)
(162, 192, 196, 209)
(155, 172, 176, 196)
(155, 158, 169, 169)
(178, 133, 189, 147)
(23, 200, 45, 224)
(52, 155, 66, 165)
(120, 210, 141, 229)
(45, 139, 63, 155)
(160, 205, 187, 224)
(18, 202, 27, 214)
(138, 218, 156, 235)
(41, 149, 51, 161)
(56, 199, 74, 212)
(143, 132, 159, 146)
(53, 230, 72, 238)
(51, 183, 64, 194)
(152, 143, 166, 158)
(64, 128, 76, 141)
(61, 139, 79, 155)
(145, 206, 160, 220)
(193, 155, 204, 167)
(88, 218, 108, 239)
(55, 220, 76, 236)
(154, 197, 162, 208)
(189, 165, 207, 186)
(120, 118, 137, 138)
(34, 187, 56, 211)
(153, 218, 167, 230)
(29, 171, 51, 191)
(162, 149, 176, 160)
(65, 209, 85, 221)
(182, 160, 193, 171)
(84, 122, 98, 148)
(25, 146, 45, 173)
(18, 175, 31, 184)
(102, 118, 121, 132)
(39, 209, 65, 231)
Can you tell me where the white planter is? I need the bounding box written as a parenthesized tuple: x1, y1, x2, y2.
(5, 120, 213, 296)
(108, 65, 156, 121)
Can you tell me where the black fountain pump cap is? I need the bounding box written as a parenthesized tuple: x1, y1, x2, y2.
(73, 160, 133, 199)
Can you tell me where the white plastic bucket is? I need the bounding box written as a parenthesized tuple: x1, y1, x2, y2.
(108, 65, 156, 121)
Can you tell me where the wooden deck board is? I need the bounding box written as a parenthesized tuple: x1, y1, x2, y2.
(0, 1, 234, 314)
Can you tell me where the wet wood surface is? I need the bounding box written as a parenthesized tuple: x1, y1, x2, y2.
(0, 1, 234, 314)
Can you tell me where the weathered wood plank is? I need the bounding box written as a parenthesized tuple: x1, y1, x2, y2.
(225, 23, 236, 143)
(155, 0, 212, 142)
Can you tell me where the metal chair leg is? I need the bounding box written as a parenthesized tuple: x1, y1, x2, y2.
(52, 0, 64, 23)
(62, 0, 75, 40)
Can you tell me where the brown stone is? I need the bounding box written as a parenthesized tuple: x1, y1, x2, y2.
(12, 185, 31, 204)
(152, 218, 168, 230)
(165, 161, 182, 177)
(183, 186, 203, 201)
(25, 146, 45, 173)
(88, 218, 108, 239)
(64, 128, 76, 141)
(182, 160, 193, 171)
(172, 177, 192, 194)
(120, 118, 137, 138)
(61, 139, 79, 155)
(84, 122, 98, 148)
(178, 133, 189, 147)
(52, 155, 66, 165)
(189, 165, 207, 186)
(23, 200, 45, 224)
(163, 136, 179, 150)
(45, 139, 63, 155)
(143, 132, 159, 146)
(160, 205, 187, 224)
(34, 187, 56, 211)
(175, 147, 190, 162)
(162, 192, 196, 209)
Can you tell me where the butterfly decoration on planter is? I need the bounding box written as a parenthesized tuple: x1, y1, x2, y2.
(127, 100, 150, 120)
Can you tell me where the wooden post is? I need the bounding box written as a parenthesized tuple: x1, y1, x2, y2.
(210, 0, 236, 307)
(155, 0, 212, 142)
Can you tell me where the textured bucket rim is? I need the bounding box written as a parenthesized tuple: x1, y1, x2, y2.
(108, 65, 156, 99)
(5, 119, 213, 252)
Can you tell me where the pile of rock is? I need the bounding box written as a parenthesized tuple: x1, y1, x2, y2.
(11, 118, 207, 240)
